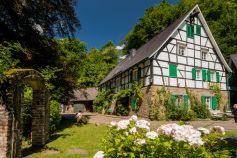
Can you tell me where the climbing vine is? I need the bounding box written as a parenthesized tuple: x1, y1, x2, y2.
(209, 84, 222, 110)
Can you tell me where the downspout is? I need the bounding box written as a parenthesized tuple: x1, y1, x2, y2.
(227, 72, 232, 112)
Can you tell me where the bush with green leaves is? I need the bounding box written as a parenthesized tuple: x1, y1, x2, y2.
(22, 86, 33, 137)
(192, 103, 211, 119)
(94, 116, 231, 158)
(93, 90, 112, 113)
(49, 100, 61, 132)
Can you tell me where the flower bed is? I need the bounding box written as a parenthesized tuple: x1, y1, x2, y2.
(94, 115, 234, 158)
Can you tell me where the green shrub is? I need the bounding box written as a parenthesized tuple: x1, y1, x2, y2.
(22, 86, 33, 137)
(95, 116, 230, 158)
(93, 90, 112, 113)
(192, 103, 211, 119)
(49, 100, 61, 132)
(116, 104, 129, 116)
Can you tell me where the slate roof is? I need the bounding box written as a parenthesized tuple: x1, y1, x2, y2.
(100, 7, 193, 85)
(100, 4, 231, 85)
(71, 88, 98, 101)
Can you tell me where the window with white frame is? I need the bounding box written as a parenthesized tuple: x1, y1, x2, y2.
(196, 69, 201, 79)
(116, 77, 121, 91)
(206, 96, 211, 109)
(210, 71, 215, 81)
(201, 49, 208, 60)
(177, 43, 186, 56)
(133, 69, 138, 81)
(176, 95, 184, 105)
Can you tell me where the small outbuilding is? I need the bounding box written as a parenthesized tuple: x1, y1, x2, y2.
(62, 88, 98, 113)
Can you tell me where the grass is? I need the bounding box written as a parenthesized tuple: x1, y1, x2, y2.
(23, 121, 108, 158)
(22, 117, 237, 158)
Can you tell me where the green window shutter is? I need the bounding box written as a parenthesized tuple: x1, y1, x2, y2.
(207, 70, 211, 82)
(196, 25, 201, 36)
(212, 96, 217, 110)
(131, 96, 137, 111)
(201, 96, 206, 104)
(192, 68, 196, 80)
(216, 71, 220, 82)
(184, 95, 188, 108)
(138, 67, 141, 80)
(169, 64, 177, 78)
(202, 69, 207, 81)
(187, 24, 194, 38)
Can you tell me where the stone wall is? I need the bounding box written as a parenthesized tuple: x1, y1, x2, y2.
(0, 69, 49, 158)
(137, 85, 228, 118)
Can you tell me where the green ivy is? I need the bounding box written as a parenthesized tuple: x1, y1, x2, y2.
(209, 84, 222, 110)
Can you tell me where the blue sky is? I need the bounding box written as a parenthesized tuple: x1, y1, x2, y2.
(75, 0, 178, 50)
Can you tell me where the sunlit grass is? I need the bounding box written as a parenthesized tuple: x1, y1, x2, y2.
(23, 123, 108, 158)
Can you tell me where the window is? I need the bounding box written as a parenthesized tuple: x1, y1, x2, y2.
(187, 24, 194, 38)
(201, 96, 211, 109)
(116, 77, 121, 91)
(133, 69, 138, 81)
(201, 96, 217, 110)
(196, 25, 201, 36)
(169, 64, 177, 78)
(201, 49, 208, 60)
(177, 44, 186, 56)
(171, 94, 188, 108)
(206, 96, 211, 109)
(210, 71, 215, 81)
(196, 69, 201, 79)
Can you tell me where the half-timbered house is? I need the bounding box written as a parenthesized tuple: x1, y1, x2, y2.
(99, 5, 232, 117)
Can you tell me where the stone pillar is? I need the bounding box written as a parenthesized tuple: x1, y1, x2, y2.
(0, 107, 11, 158)
(31, 90, 49, 146)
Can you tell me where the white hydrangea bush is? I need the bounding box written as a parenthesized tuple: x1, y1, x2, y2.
(94, 115, 226, 158)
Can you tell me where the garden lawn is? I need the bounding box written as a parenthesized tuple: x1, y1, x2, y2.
(23, 123, 108, 158)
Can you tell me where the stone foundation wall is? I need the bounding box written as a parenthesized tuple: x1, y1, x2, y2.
(137, 86, 228, 118)
(0, 107, 11, 158)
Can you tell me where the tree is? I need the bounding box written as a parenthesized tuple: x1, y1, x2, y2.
(78, 41, 119, 87)
(123, 0, 237, 59)
(0, 0, 80, 69)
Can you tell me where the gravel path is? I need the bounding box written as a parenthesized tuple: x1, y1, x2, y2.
(62, 113, 237, 131)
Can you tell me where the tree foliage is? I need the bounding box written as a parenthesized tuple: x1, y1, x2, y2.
(78, 41, 119, 87)
(123, 0, 237, 59)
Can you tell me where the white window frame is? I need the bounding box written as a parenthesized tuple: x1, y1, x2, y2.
(176, 95, 184, 105)
(196, 69, 201, 80)
(177, 43, 186, 56)
(205, 96, 211, 110)
(133, 69, 138, 81)
(201, 48, 208, 60)
(210, 71, 215, 82)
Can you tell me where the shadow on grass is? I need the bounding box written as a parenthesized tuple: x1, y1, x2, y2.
(22, 115, 76, 157)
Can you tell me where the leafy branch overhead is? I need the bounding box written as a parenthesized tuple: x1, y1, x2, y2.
(123, 0, 237, 59)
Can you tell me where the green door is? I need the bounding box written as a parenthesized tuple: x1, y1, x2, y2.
(131, 96, 136, 111)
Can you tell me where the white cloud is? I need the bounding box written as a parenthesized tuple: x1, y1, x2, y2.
(116, 44, 125, 50)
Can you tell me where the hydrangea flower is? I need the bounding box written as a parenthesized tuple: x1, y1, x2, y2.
(129, 127, 137, 133)
(136, 119, 150, 130)
(110, 121, 117, 127)
(125, 132, 129, 136)
(146, 131, 158, 140)
(135, 139, 146, 145)
(117, 120, 130, 130)
(197, 127, 210, 135)
(210, 126, 225, 135)
(129, 115, 138, 122)
(94, 151, 104, 158)
(157, 123, 203, 146)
